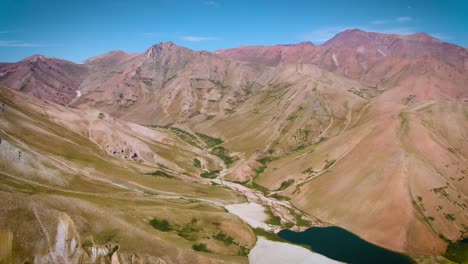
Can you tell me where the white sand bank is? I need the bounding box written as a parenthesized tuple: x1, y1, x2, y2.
(249, 237, 343, 264)
(225, 202, 273, 230)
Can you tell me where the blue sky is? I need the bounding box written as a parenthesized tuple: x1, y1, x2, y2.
(0, 0, 467, 62)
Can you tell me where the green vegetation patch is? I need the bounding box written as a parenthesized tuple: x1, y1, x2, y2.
(193, 158, 202, 168)
(276, 179, 295, 191)
(242, 156, 278, 194)
(213, 231, 234, 246)
(200, 170, 220, 179)
(255, 156, 277, 175)
(192, 243, 209, 252)
(224, 108, 236, 115)
(323, 159, 336, 170)
(444, 213, 456, 221)
(237, 246, 250, 256)
(148, 126, 202, 147)
(145, 170, 174, 178)
(270, 194, 290, 201)
(244, 180, 269, 194)
(211, 146, 237, 167)
(315, 137, 327, 145)
(196, 132, 223, 148)
(264, 206, 282, 226)
(292, 144, 307, 152)
(289, 209, 312, 227)
(149, 218, 172, 232)
(253, 228, 287, 242)
(169, 127, 201, 147)
(176, 218, 200, 241)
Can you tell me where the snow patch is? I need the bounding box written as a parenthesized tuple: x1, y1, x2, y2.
(76, 91, 81, 97)
(332, 54, 339, 66)
(377, 49, 387, 57)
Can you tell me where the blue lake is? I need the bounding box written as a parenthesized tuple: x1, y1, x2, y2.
(278, 226, 414, 264)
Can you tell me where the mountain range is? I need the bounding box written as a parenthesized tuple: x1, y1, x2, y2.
(0, 28, 467, 263)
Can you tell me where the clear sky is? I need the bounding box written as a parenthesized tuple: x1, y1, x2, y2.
(0, 0, 467, 62)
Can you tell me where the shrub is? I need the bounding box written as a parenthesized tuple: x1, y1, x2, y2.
(270, 194, 290, 201)
(238, 246, 250, 256)
(264, 207, 282, 226)
(213, 231, 234, 246)
(177, 225, 198, 241)
(193, 158, 202, 168)
(444, 213, 456, 221)
(255, 156, 277, 175)
(224, 108, 236, 115)
(211, 146, 237, 167)
(292, 144, 307, 152)
(200, 170, 220, 179)
(244, 180, 269, 194)
(192, 243, 209, 252)
(149, 218, 172, 232)
(146, 170, 174, 178)
(323, 159, 336, 170)
(276, 179, 294, 191)
(168, 127, 200, 147)
(196, 132, 223, 148)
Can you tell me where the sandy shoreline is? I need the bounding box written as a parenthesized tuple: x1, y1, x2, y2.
(249, 237, 343, 264)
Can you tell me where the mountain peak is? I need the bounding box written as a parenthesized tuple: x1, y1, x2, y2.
(22, 54, 47, 62)
(277, 41, 315, 47)
(153, 41, 176, 48)
(85, 50, 129, 64)
(297, 41, 315, 46)
(407, 32, 439, 41)
(344, 28, 366, 33)
(145, 41, 193, 58)
(323, 29, 442, 48)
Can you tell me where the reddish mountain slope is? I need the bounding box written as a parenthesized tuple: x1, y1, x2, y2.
(215, 29, 468, 82)
(0, 55, 88, 105)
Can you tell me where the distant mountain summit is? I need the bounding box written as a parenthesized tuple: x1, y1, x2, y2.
(215, 29, 468, 81)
